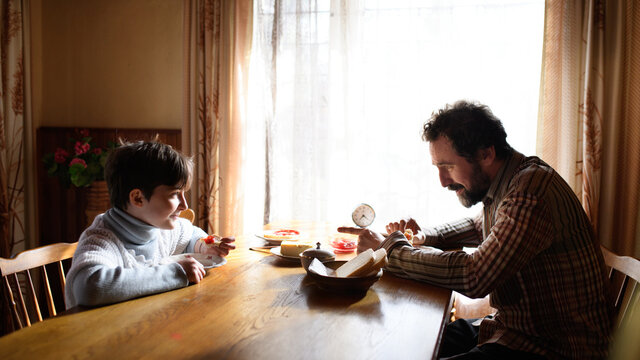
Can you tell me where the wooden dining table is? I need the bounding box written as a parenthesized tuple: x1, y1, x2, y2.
(0, 222, 452, 360)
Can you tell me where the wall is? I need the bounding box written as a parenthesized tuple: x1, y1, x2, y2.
(27, 0, 184, 248)
(31, 0, 183, 129)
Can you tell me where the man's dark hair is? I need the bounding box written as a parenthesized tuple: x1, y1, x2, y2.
(104, 140, 193, 210)
(422, 100, 513, 161)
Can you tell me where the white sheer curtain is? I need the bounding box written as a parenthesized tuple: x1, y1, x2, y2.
(244, 0, 544, 232)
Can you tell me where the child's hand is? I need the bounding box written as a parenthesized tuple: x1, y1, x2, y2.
(196, 236, 237, 257)
(177, 255, 206, 283)
(208, 237, 236, 257)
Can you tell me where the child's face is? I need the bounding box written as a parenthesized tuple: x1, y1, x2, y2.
(134, 184, 188, 229)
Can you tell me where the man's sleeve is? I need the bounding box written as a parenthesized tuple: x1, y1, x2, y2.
(422, 214, 483, 249)
(380, 192, 554, 298)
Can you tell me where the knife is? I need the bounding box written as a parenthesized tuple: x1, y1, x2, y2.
(249, 246, 278, 254)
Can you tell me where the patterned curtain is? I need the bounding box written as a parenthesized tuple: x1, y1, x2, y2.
(182, 0, 252, 236)
(0, 0, 26, 259)
(1, 0, 33, 336)
(538, 0, 640, 258)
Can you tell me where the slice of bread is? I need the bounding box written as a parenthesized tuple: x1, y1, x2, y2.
(366, 248, 388, 276)
(335, 248, 376, 278)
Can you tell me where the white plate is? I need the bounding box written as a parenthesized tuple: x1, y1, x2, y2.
(163, 253, 227, 269)
(255, 234, 285, 245)
(256, 229, 302, 245)
(269, 247, 302, 263)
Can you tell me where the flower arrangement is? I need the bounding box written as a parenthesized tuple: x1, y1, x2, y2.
(43, 129, 117, 188)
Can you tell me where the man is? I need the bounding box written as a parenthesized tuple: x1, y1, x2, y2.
(339, 101, 611, 359)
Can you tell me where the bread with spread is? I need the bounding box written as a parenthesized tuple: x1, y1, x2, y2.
(195, 235, 221, 253)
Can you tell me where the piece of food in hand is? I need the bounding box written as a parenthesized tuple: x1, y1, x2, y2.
(263, 229, 301, 241)
(404, 228, 414, 244)
(195, 235, 221, 253)
(280, 241, 313, 257)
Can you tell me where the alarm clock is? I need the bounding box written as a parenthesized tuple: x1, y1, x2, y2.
(352, 203, 375, 228)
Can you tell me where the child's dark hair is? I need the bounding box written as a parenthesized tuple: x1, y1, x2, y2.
(104, 140, 193, 210)
(422, 100, 513, 161)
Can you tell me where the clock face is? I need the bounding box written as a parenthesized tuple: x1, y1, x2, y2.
(352, 203, 375, 228)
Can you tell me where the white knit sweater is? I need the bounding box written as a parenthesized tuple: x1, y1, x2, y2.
(65, 211, 205, 308)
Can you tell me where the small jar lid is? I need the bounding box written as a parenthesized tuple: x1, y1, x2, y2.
(301, 242, 335, 261)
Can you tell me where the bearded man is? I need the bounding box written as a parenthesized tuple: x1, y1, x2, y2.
(339, 101, 611, 360)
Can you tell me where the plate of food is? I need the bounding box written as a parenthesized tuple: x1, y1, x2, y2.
(162, 253, 227, 269)
(256, 229, 302, 245)
(269, 241, 314, 263)
(269, 247, 301, 263)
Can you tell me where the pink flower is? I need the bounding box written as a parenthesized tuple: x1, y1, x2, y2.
(74, 141, 91, 155)
(79, 129, 90, 137)
(54, 148, 69, 163)
(69, 158, 87, 168)
(92, 148, 102, 155)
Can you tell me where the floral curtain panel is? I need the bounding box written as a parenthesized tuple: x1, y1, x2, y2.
(1, 0, 32, 336)
(0, 0, 26, 259)
(537, 0, 605, 227)
(538, 0, 640, 258)
(182, 0, 252, 236)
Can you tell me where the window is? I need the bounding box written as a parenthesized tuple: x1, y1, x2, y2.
(244, 0, 545, 231)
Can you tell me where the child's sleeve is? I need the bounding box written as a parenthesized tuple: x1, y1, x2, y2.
(185, 225, 208, 253)
(66, 232, 190, 308)
(70, 262, 188, 307)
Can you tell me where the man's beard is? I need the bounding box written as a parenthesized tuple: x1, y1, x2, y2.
(447, 162, 491, 208)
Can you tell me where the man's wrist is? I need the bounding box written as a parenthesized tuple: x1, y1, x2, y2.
(380, 231, 412, 257)
(421, 228, 443, 246)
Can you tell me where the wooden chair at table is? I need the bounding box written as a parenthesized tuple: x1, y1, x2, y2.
(0, 242, 78, 332)
(601, 245, 640, 359)
(601, 246, 640, 329)
(179, 209, 195, 224)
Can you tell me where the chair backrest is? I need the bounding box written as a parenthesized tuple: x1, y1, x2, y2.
(179, 209, 195, 223)
(0, 242, 77, 332)
(601, 245, 640, 330)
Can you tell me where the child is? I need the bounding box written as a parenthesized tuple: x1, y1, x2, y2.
(65, 140, 235, 308)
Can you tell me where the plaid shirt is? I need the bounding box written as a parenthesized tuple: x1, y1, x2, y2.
(381, 152, 611, 359)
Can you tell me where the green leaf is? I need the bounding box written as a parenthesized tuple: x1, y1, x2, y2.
(70, 164, 91, 187)
(86, 161, 102, 178)
(46, 163, 59, 176)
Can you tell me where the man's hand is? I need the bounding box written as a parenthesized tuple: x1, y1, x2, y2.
(386, 218, 426, 245)
(337, 227, 385, 253)
(177, 256, 206, 283)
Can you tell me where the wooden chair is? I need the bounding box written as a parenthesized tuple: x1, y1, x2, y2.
(601, 245, 640, 330)
(179, 209, 195, 223)
(0, 242, 78, 331)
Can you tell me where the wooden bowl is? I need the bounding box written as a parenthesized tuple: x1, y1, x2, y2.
(305, 260, 383, 292)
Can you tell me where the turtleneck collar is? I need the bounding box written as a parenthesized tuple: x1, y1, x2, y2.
(103, 207, 159, 247)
